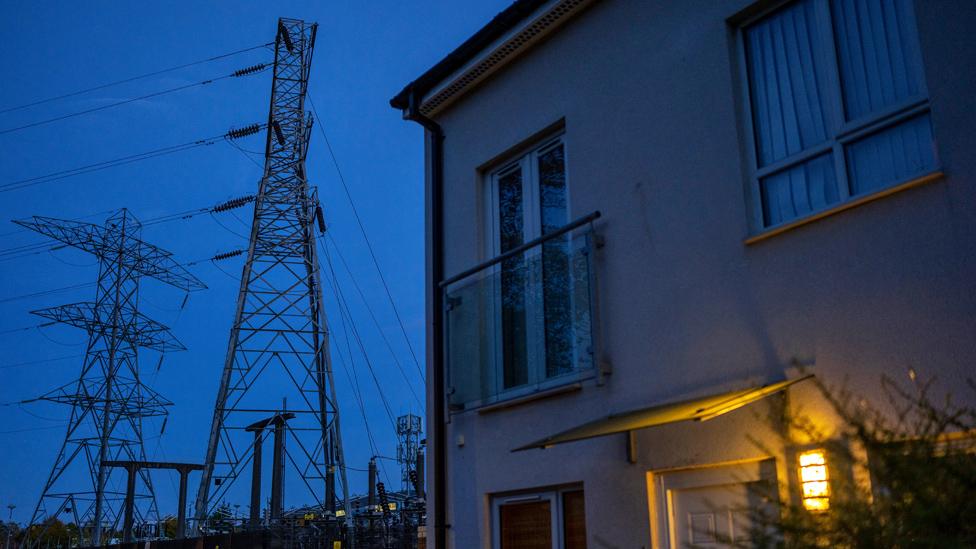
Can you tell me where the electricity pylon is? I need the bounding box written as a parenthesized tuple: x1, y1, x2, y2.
(17, 210, 205, 546)
(195, 17, 349, 527)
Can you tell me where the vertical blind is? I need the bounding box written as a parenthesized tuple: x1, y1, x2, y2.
(761, 153, 839, 226)
(746, 0, 829, 168)
(831, 0, 925, 120)
(746, 0, 840, 225)
(745, 0, 936, 227)
(499, 500, 552, 549)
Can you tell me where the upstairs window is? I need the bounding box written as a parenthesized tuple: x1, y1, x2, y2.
(444, 134, 596, 410)
(740, 0, 938, 229)
(490, 137, 577, 389)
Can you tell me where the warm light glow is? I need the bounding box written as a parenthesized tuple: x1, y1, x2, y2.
(799, 450, 826, 468)
(335, 509, 346, 517)
(802, 481, 829, 498)
(803, 497, 830, 511)
(798, 449, 830, 511)
(801, 465, 827, 482)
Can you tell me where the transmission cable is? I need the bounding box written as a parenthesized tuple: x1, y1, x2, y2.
(0, 42, 272, 115)
(322, 252, 391, 484)
(0, 191, 257, 266)
(324, 235, 423, 407)
(322, 241, 415, 487)
(0, 244, 247, 307)
(0, 354, 83, 370)
(320, 237, 399, 431)
(0, 123, 264, 194)
(0, 424, 69, 435)
(308, 94, 425, 382)
(0, 63, 271, 136)
(0, 282, 96, 305)
(0, 208, 115, 238)
(330, 316, 381, 459)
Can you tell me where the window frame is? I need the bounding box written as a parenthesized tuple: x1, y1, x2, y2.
(483, 134, 588, 400)
(735, 0, 939, 235)
(491, 486, 585, 549)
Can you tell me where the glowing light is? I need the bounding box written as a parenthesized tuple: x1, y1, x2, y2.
(799, 451, 825, 468)
(798, 449, 830, 511)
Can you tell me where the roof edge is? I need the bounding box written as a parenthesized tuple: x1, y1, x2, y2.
(389, 0, 551, 111)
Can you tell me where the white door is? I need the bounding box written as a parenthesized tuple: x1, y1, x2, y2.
(669, 482, 756, 547)
(651, 460, 775, 549)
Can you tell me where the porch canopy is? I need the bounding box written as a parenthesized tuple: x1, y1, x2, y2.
(513, 375, 813, 452)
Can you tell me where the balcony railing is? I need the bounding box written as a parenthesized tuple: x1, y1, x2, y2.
(442, 213, 599, 411)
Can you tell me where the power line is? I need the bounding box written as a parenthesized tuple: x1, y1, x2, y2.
(0, 354, 83, 370)
(0, 243, 58, 262)
(320, 237, 400, 430)
(0, 282, 96, 305)
(324, 234, 423, 407)
(0, 240, 59, 257)
(330, 308, 381, 458)
(321, 245, 396, 489)
(0, 126, 264, 194)
(308, 94, 425, 382)
(0, 202, 229, 259)
(0, 251, 239, 341)
(0, 325, 43, 336)
(0, 42, 272, 115)
(0, 141, 209, 193)
(0, 209, 116, 238)
(0, 63, 270, 136)
(0, 424, 68, 435)
(321, 237, 418, 489)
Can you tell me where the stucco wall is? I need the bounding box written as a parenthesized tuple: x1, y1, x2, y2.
(423, 0, 976, 546)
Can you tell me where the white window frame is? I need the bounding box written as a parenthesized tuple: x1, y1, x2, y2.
(484, 134, 584, 400)
(735, 0, 938, 233)
(491, 487, 583, 549)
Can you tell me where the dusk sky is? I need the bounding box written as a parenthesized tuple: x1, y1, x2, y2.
(0, 1, 509, 523)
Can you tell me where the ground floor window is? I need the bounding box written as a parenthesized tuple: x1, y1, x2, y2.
(493, 487, 587, 549)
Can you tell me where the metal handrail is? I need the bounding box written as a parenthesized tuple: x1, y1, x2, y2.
(439, 210, 601, 288)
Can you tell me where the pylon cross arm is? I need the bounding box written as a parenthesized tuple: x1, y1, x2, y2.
(14, 215, 207, 292)
(31, 302, 187, 352)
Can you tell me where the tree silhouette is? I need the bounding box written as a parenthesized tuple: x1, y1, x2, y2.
(739, 375, 976, 548)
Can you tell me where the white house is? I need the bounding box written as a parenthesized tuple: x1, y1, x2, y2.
(391, 0, 976, 547)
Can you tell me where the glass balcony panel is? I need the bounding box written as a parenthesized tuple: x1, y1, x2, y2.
(445, 231, 595, 410)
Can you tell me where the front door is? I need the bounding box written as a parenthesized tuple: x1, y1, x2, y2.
(650, 460, 776, 548)
(670, 481, 757, 547)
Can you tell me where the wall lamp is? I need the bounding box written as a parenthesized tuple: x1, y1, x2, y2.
(798, 449, 830, 511)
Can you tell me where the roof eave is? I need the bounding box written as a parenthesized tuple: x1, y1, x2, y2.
(389, 0, 551, 111)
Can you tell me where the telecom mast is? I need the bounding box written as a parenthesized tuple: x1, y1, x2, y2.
(396, 414, 422, 495)
(19, 210, 205, 546)
(194, 17, 348, 526)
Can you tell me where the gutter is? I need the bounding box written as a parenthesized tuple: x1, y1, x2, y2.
(401, 89, 447, 549)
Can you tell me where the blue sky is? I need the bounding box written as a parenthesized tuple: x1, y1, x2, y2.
(0, 1, 509, 523)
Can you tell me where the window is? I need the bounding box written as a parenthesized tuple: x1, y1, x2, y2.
(739, 0, 938, 229)
(443, 134, 594, 409)
(493, 488, 587, 549)
(487, 136, 584, 392)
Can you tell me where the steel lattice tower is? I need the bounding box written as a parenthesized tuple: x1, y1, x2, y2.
(17, 210, 205, 546)
(194, 18, 349, 525)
